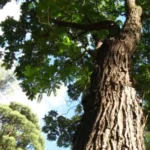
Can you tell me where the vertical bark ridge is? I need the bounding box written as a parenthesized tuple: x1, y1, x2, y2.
(86, 87, 145, 150)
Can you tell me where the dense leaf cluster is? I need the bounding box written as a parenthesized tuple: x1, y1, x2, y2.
(42, 110, 81, 147)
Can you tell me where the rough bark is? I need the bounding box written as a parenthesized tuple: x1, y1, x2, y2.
(73, 1, 146, 150)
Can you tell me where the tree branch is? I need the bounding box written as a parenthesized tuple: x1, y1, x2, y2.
(51, 19, 119, 31)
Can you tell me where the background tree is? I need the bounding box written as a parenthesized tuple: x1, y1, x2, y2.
(0, 102, 44, 150)
(1, 0, 150, 149)
(0, 61, 17, 95)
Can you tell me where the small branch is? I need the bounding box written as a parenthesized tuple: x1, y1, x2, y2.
(67, 30, 88, 40)
(61, 105, 78, 116)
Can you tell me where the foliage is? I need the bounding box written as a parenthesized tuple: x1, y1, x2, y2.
(0, 0, 124, 99)
(0, 0, 150, 148)
(42, 110, 81, 148)
(0, 102, 44, 150)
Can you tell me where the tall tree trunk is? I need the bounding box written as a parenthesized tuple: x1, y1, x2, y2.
(73, 1, 146, 150)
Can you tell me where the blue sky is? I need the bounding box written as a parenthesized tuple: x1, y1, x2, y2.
(0, 1, 75, 149)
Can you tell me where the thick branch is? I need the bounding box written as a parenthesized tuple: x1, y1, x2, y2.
(124, 0, 142, 33)
(126, 0, 136, 10)
(122, 0, 142, 53)
(51, 19, 119, 31)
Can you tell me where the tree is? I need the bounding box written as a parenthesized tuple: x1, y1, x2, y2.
(0, 102, 44, 150)
(0, 0, 150, 149)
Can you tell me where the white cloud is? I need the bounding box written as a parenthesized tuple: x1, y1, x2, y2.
(0, 0, 21, 35)
(0, 0, 21, 22)
(0, 78, 68, 120)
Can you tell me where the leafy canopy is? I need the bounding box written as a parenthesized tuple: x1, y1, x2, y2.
(0, 0, 125, 99)
(1, 0, 150, 148)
